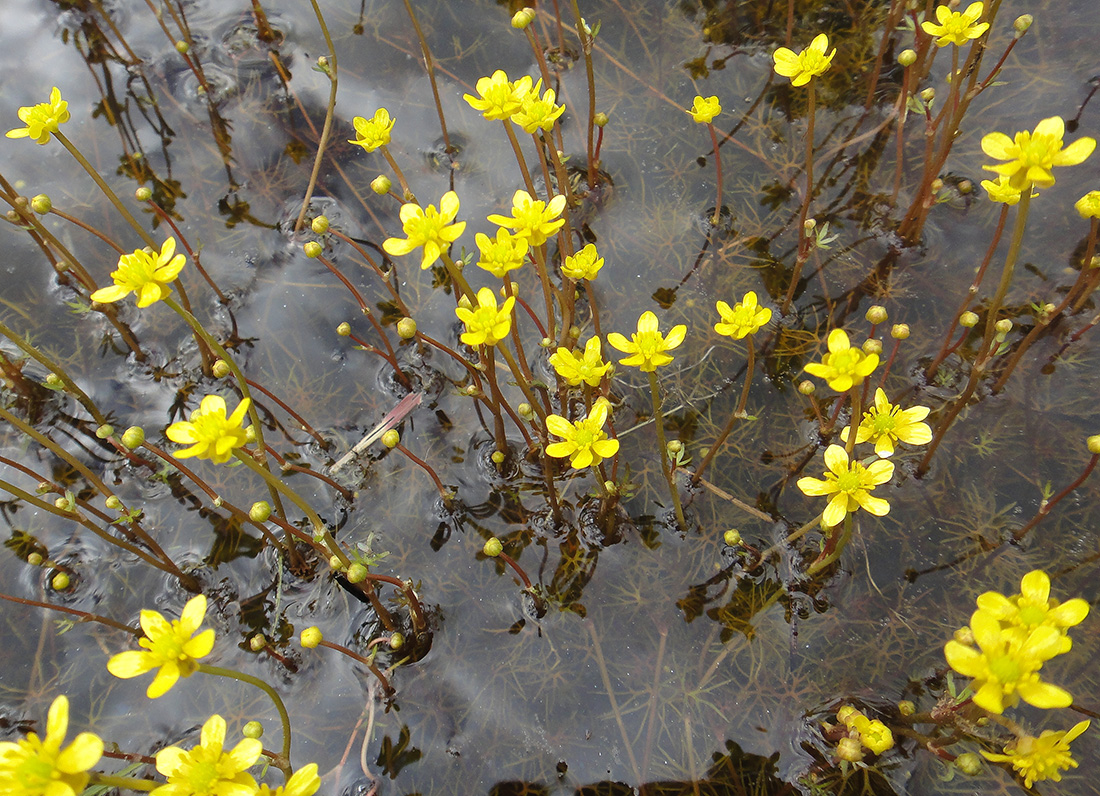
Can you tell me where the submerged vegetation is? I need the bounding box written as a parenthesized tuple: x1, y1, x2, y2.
(0, 0, 1098, 794)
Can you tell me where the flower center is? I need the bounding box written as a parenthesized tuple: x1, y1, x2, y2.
(186, 760, 222, 795)
(1017, 604, 1047, 627)
(835, 468, 863, 494)
(988, 653, 1022, 685)
(871, 412, 897, 434)
(1017, 131, 1062, 167)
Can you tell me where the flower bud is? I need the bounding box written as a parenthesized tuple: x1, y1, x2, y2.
(51, 571, 71, 591)
(397, 317, 417, 339)
(890, 323, 910, 340)
(803, 217, 817, 232)
(311, 215, 329, 234)
(920, 87, 935, 102)
(328, 555, 344, 570)
(212, 359, 231, 378)
(105, 496, 123, 510)
(382, 429, 400, 448)
(347, 563, 368, 583)
(511, 7, 536, 28)
(300, 626, 323, 648)
(954, 752, 983, 776)
(953, 626, 975, 645)
(667, 440, 683, 455)
(1013, 14, 1033, 36)
(994, 318, 1013, 335)
(96, 424, 115, 439)
(303, 241, 323, 259)
(45, 373, 64, 389)
(604, 480, 617, 495)
(930, 177, 944, 194)
(835, 737, 864, 763)
(245, 425, 257, 443)
(1087, 435, 1100, 454)
(798, 380, 816, 396)
(594, 111, 610, 127)
(249, 501, 272, 522)
(389, 632, 405, 650)
(517, 402, 534, 420)
(898, 49, 917, 67)
(865, 305, 888, 325)
(176, 40, 190, 54)
(491, 450, 506, 464)
(371, 175, 392, 195)
(27, 552, 44, 567)
(249, 634, 267, 652)
(862, 339, 883, 356)
(115, 427, 144, 451)
(31, 194, 52, 214)
(836, 706, 860, 726)
(723, 529, 742, 546)
(243, 721, 264, 739)
(54, 497, 71, 511)
(337, 322, 352, 336)
(135, 186, 153, 202)
(540, 337, 553, 348)
(959, 311, 979, 328)
(457, 295, 472, 310)
(484, 537, 503, 557)
(897, 699, 916, 716)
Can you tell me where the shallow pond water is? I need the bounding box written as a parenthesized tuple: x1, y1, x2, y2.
(1, 1, 1099, 795)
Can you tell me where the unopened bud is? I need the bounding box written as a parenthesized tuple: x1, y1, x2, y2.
(328, 555, 344, 570)
(311, 215, 330, 234)
(371, 175, 392, 195)
(898, 49, 916, 67)
(517, 402, 534, 420)
(457, 295, 472, 310)
(212, 359, 231, 378)
(866, 305, 888, 325)
(1087, 435, 1100, 454)
(803, 218, 817, 233)
(540, 336, 553, 348)
(303, 241, 323, 259)
(120, 426, 144, 449)
(920, 87, 935, 102)
(51, 571, 71, 591)
(382, 429, 400, 448)
(994, 318, 1013, 335)
(54, 497, 71, 511)
(953, 626, 975, 645)
(337, 322, 351, 336)
(45, 373, 64, 388)
(96, 424, 115, 439)
(594, 112, 610, 127)
(955, 752, 983, 776)
(249, 634, 267, 652)
(105, 496, 123, 510)
(300, 626, 323, 648)
(723, 529, 742, 546)
(1013, 14, 1032, 36)
(245, 425, 257, 443)
(135, 186, 153, 202)
(959, 311, 979, 328)
(243, 721, 264, 739)
(397, 317, 417, 338)
(389, 632, 405, 650)
(27, 552, 44, 567)
(511, 7, 536, 28)
(667, 440, 683, 455)
(897, 700, 916, 716)
(798, 380, 816, 396)
(31, 194, 52, 214)
(862, 339, 883, 356)
(890, 323, 910, 340)
(347, 563, 369, 583)
(249, 501, 272, 522)
(835, 736, 864, 763)
(483, 537, 503, 557)
(491, 450, 506, 464)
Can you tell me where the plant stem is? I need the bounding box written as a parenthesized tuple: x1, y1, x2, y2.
(647, 370, 686, 530)
(692, 338, 754, 485)
(781, 78, 816, 316)
(199, 663, 292, 766)
(294, 0, 338, 233)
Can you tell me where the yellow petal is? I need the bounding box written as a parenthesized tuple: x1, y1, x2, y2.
(201, 714, 228, 750)
(57, 732, 104, 773)
(823, 444, 849, 475)
(981, 131, 1015, 160)
(146, 662, 180, 698)
(1017, 680, 1073, 709)
(1053, 136, 1096, 166)
(107, 650, 155, 678)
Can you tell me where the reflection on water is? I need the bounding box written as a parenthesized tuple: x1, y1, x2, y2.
(0, 0, 1098, 794)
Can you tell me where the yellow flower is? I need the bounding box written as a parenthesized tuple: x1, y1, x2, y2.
(511, 80, 565, 134)
(804, 329, 879, 392)
(920, 1, 989, 47)
(855, 718, 894, 755)
(89, 238, 187, 308)
(383, 191, 466, 270)
(166, 395, 252, 464)
(0, 695, 103, 796)
(840, 388, 932, 457)
(981, 175, 1024, 206)
(944, 609, 1073, 714)
(561, 243, 604, 281)
(606, 311, 687, 372)
(714, 291, 771, 339)
(257, 763, 321, 796)
(475, 228, 528, 278)
(796, 445, 893, 528)
(975, 569, 1089, 656)
(463, 70, 533, 121)
(1075, 190, 1100, 219)
(981, 116, 1096, 191)
(6, 87, 70, 145)
(982, 720, 1090, 789)
(151, 714, 262, 796)
(545, 397, 619, 469)
(348, 108, 395, 153)
(107, 594, 215, 698)
(686, 95, 721, 124)
(549, 336, 611, 387)
(455, 287, 514, 346)
(487, 190, 567, 247)
(772, 33, 835, 87)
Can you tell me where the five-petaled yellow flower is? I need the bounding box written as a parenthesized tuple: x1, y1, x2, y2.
(89, 237, 187, 308)
(6, 87, 70, 145)
(921, 1, 989, 47)
(348, 108, 396, 153)
(151, 714, 263, 796)
(607, 311, 687, 371)
(840, 388, 931, 457)
(0, 695, 103, 796)
(1075, 190, 1100, 219)
(511, 80, 566, 134)
(463, 70, 533, 120)
(487, 190, 567, 247)
(475, 228, 528, 278)
(561, 243, 604, 281)
(714, 291, 772, 340)
(257, 763, 322, 796)
(107, 594, 216, 698)
(944, 609, 1073, 714)
(545, 397, 619, 469)
(772, 33, 835, 87)
(975, 569, 1089, 656)
(383, 191, 466, 270)
(455, 287, 514, 346)
(981, 116, 1096, 191)
(166, 395, 252, 465)
(796, 444, 894, 528)
(981, 175, 1024, 206)
(982, 719, 1090, 789)
(549, 337, 611, 387)
(686, 95, 721, 124)
(804, 329, 879, 392)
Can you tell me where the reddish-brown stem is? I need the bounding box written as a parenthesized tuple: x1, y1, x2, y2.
(1012, 455, 1099, 542)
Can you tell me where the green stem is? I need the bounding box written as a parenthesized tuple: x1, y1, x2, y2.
(199, 663, 292, 767)
(647, 370, 687, 531)
(780, 78, 816, 316)
(980, 182, 1033, 357)
(294, 0, 338, 233)
(845, 385, 861, 457)
(92, 774, 157, 792)
(707, 122, 723, 226)
(691, 338, 753, 485)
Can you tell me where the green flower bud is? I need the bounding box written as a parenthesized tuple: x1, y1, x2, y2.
(54, 497, 72, 511)
(105, 496, 123, 510)
(594, 112, 610, 127)
(890, 323, 910, 340)
(249, 501, 272, 522)
(27, 552, 44, 567)
(337, 322, 352, 336)
(959, 311, 979, 328)
(865, 305, 888, 325)
(803, 217, 817, 232)
(1087, 435, 1100, 455)
(245, 425, 257, 443)
(121, 426, 145, 449)
(835, 736, 864, 763)
(1013, 14, 1033, 36)
(135, 186, 153, 201)
(45, 373, 64, 389)
(382, 429, 400, 448)
(389, 632, 405, 650)
(371, 175, 392, 195)
(31, 194, 52, 214)
(897, 699, 916, 716)
(898, 49, 917, 67)
(798, 380, 816, 396)
(212, 359, 231, 378)
(723, 529, 742, 546)
(328, 555, 344, 570)
(243, 721, 264, 739)
(175, 40, 190, 54)
(862, 338, 883, 356)
(511, 7, 536, 28)
(457, 295, 473, 311)
(491, 450, 506, 464)
(95, 424, 115, 439)
(954, 752, 982, 776)
(667, 440, 683, 455)
(303, 241, 323, 259)
(920, 87, 935, 102)
(517, 402, 534, 420)
(249, 634, 267, 652)
(540, 336, 553, 348)
(51, 571, 71, 591)
(347, 563, 369, 583)
(953, 626, 975, 645)
(397, 317, 417, 339)
(311, 215, 330, 234)
(484, 537, 503, 557)
(300, 626, 323, 648)
(604, 480, 617, 495)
